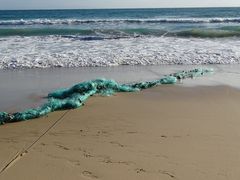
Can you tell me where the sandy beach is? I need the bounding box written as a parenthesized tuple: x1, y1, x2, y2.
(1, 5, 240, 180)
(1, 85, 240, 180)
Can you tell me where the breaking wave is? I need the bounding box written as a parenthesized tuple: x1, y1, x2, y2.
(1, 27, 240, 38)
(1, 17, 240, 26)
(0, 36, 240, 69)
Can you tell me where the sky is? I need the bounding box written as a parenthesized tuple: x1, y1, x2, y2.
(0, 0, 240, 10)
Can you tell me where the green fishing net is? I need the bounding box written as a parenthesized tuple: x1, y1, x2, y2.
(0, 68, 213, 125)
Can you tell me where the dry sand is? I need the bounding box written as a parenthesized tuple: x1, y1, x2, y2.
(1, 85, 240, 180)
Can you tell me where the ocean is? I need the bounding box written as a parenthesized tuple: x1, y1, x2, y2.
(0, 7, 240, 69)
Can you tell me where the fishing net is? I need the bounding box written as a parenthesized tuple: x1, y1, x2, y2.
(0, 68, 213, 125)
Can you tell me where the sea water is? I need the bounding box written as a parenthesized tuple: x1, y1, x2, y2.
(0, 8, 240, 69)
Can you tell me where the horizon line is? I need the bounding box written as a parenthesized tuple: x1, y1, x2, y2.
(0, 6, 240, 11)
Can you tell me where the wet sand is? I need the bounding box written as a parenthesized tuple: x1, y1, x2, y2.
(1, 85, 240, 180)
(1, 64, 240, 112)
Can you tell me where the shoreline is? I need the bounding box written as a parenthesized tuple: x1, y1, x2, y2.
(0, 64, 240, 112)
(1, 85, 240, 179)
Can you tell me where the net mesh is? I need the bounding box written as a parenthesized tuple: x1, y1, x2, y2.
(0, 68, 213, 125)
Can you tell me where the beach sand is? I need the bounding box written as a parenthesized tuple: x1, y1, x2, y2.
(1, 85, 240, 180)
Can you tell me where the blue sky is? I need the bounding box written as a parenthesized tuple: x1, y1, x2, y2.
(0, 0, 240, 10)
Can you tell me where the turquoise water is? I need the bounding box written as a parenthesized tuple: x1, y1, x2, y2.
(1, 8, 240, 38)
(0, 8, 240, 69)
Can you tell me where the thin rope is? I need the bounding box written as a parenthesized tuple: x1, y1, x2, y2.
(0, 110, 70, 175)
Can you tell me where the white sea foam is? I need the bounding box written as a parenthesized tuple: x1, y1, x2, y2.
(1, 17, 240, 25)
(0, 36, 240, 69)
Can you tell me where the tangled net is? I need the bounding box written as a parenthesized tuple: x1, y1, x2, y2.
(0, 68, 213, 125)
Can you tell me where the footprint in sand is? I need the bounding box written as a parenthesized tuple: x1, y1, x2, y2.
(102, 157, 132, 165)
(82, 171, 98, 179)
(158, 170, 176, 179)
(127, 131, 138, 134)
(83, 152, 94, 158)
(135, 168, 146, 174)
(110, 141, 125, 147)
(55, 144, 70, 151)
